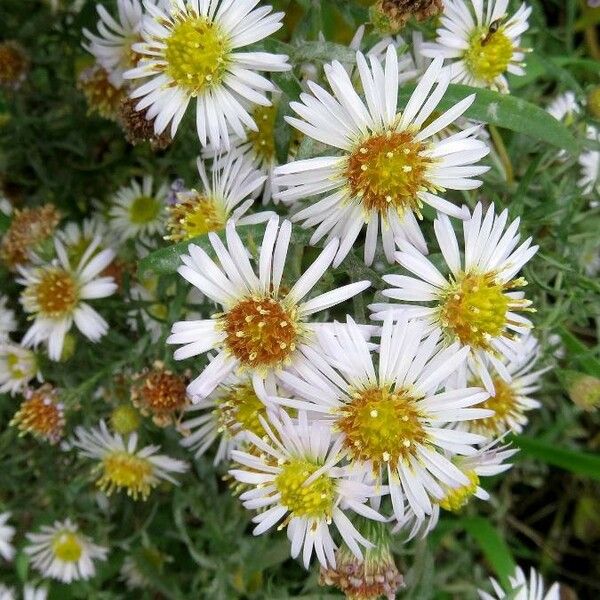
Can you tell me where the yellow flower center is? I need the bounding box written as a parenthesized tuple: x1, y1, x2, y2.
(7, 352, 25, 378)
(472, 376, 519, 435)
(247, 105, 277, 162)
(439, 272, 509, 350)
(275, 458, 335, 519)
(164, 15, 230, 94)
(66, 236, 95, 268)
(439, 470, 479, 512)
(52, 532, 83, 562)
(220, 296, 300, 371)
(32, 268, 78, 317)
(98, 451, 154, 500)
(337, 386, 427, 471)
(216, 382, 267, 437)
(345, 131, 432, 217)
(166, 193, 227, 242)
(129, 195, 161, 225)
(464, 26, 514, 84)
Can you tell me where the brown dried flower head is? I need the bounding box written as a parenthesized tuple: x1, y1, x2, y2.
(0, 41, 29, 89)
(373, 0, 444, 32)
(78, 65, 125, 121)
(118, 97, 172, 150)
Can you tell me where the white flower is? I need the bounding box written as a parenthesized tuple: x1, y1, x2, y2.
(166, 152, 273, 242)
(273, 50, 489, 267)
(120, 555, 150, 590)
(109, 175, 168, 241)
(421, 0, 532, 93)
(0, 295, 17, 342)
(546, 91, 580, 123)
(58, 217, 114, 261)
(83, 0, 144, 87)
(271, 314, 492, 522)
(72, 420, 188, 500)
(25, 518, 108, 583)
(578, 126, 600, 195)
(167, 216, 371, 400)
(0, 512, 15, 562)
(372, 203, 538, 394)
(124, 0, 290, 149)
(0, 342, 40, 395)
(230, 410, 385, 568)
(18, 238, 117, 361)
(0, 585, 14, 600)
(478, 566, 560, 600)
(23, 586, 48, 600)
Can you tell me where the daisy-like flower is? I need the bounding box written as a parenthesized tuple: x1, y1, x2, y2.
(578, 126, 600, 195)
(230, 411, 385, 568)
(273, 50, 490, 267)
(83, 0, 144, 87)
(271, 315, 492, 521)
(109, 175, 168, 241)
(23, 586, 48, 600)
(478, 566, 560, 600)
(0, 342, 40, 395)
(0, 295, 17, 342)
(0, 512, 15, 562)
(167, 216, 371, 400)
(372, 204, 538, 393)
(58, 218, 112, 267)
(421, 0, 532, 93)
(449, 335, 547, 436)
(166, 153, 271, 243)
(179, 369, 276, 464)
(78, 64, 126, 121)
(124, 0, 290, 148)
(546, 91, 580, 124)
(25, 518, 108, 583)
(10, 384, 66, 444)
(17, 238, 116, 361)
(72, 420, 188, 500)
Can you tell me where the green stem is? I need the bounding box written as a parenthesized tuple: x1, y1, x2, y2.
(489, 125, 514, 185)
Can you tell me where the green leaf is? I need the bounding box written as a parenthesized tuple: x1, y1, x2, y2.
(513, 435, 600, 481)
(559, 326, 600, 376)
(461, 517, 516, 587)
(288, 40, 357, 65)
(399, 84, 579, 153)
(137, 224, 267, 278)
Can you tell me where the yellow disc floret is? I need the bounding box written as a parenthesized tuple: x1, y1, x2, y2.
(216, 382, 267, 438)
(52, 531, 83, 562)
(345, 131, 433, 217)
(439, 272, 509, 350)
(338, 386, 427, 471)
(165, 15, 230, 94)
(28, 268, 78, 318)
(247, 105, 277, 162)
(166, 192, 227, 242)
(464, 26, 514, 84)
(98, 451, 155, 500)
(472, 376, 521, 436)
(220, 296, 300, 371)
(129, 195, 161, 225)
(439, 470, 479, 512)
(275, 458, 335, 519)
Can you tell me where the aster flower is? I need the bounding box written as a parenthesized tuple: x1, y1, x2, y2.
(78, 64, 126, 121)
(478, 566, 560, 600)
(166, 152, 272, 243)
(10, 384, 66, 444)
(273, 50, 490, 267)
(0, 295, 17, 342)
(0, 512, 15, 562)
(124, 0, 290, 149)
(167, 216, 371, 400)
(372, 204, 538, 393)
(83, 0, 144, 87)
(230, 411, 385, 568)
(17, 237, 117, 361)
(57, 218, 112, 266)
(421, 0, 532, 93)
(546, 91, 580, 124)
(271, 314, 492, 521)
(578, 126, 600, 195)
(25, 518, 108, 583)
(72, 420, 188, 500)
(0, 342, 40, 395)
(109, 175, 168, 241)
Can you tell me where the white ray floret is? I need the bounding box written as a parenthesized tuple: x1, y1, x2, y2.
(478, 566, 560, 600)
(230, 410, 385, 569)
(546, 91, 580, 123)
(421, 0, 532, 93)
(167, 216, 371, 400)
(0, 342, 41, 395)
(0, 512, 15, 562)
(25, 518, 108, 583)
(273, 48, 489, 267)
(372, 203, 538, 393)
(18, 238, 117, 361)
(0, 295, 16, 342)
(124, 0, 290, 149)
(578, 126, 600, 195)
(270, 314, 492, 522)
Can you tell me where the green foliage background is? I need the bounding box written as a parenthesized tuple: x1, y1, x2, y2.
(0, 0, 599, 598)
